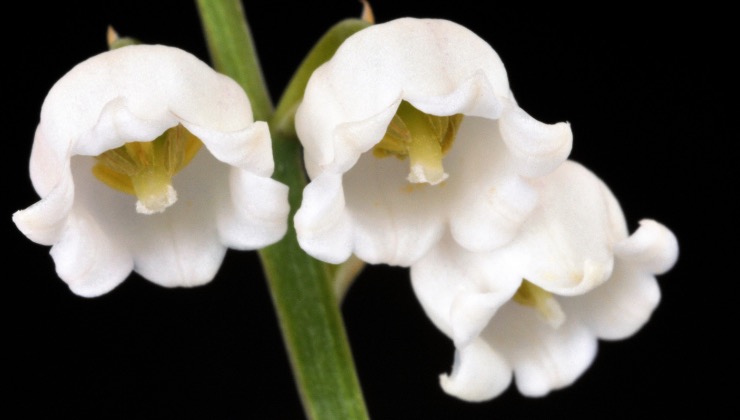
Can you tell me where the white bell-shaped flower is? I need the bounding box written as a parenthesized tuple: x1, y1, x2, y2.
(294, 18, 572, 266)
(13, 45, 290, 297)
(411, 161, 678, 401)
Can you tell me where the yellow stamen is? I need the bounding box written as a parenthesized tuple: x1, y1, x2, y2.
(374, 101, 463, 185)
(92, 124, 203, 214)
(513, 279, 566, 328)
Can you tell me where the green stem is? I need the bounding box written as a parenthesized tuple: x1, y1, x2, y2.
(260, 132, 369, 419)
(196, 0, 273, 121)
(196, 2, 370, 418)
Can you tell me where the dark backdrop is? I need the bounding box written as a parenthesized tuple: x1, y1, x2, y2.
(4, 1, 730, 419)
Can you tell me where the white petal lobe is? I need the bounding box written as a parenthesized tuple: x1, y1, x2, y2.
(14, 44, 288, 295)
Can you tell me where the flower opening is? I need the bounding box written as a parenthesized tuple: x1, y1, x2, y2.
(373, 101, 463, 185)
(93, 124, 203, 214)
(13, 44, 290, 297)
(294, 18, 572, 265)
(411, 161, 678, 401)
(512, 279, 565, 328)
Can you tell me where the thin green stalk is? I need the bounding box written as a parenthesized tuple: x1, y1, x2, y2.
(196, 2, 370, 418)
(260, 132, 369, 419)
(196, 0, 272, 121)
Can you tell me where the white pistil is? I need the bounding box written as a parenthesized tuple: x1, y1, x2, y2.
(374, 101, 462, 185)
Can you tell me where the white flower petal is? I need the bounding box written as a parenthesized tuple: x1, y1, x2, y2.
(294, 173, 353, 264)
(485, 300, 598, 397)
(218, 167, 290, 250)
(440, 338, 513, 402)
(296, 18, 510, 172)
(564, 263, 661, 340)
(411, 235, 521, 340)
(344, 154, 446, 266)
(564, 220, 677, 340)
(13, 163, 74, 246)
(184, 121, 275, 177)
(614, 219, 679, 275)
(49, 211, 133, 298)
(498, 101, 573, 178)
(447, 118, 539, 252)
(132, 214, 226, 289)
(449, 292, 510, 349)
(501, 161, 625, 295)
(295, 18, 571, 267)
(410, 157, 676, 401)
(123, 151, 227, 288)
(14, 45, 288, 295)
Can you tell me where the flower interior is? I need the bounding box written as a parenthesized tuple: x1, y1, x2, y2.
(513, 279, 565, 328)
(373, 100, 463, 185)
(92, 124, 203, 214)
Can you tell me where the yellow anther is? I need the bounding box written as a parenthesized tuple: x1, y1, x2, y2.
(374, 101, 463, 185)
(92, 124, 203, 214)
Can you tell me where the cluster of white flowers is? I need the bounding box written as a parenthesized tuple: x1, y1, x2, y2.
(13, 17, 677, 400)
(293, 18, 678, 400)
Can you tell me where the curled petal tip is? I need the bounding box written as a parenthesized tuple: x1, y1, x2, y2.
(499, 104, 573, 178)
(615, 219, 678, 275)
(440, 340, 512, 402)
(450, 292, 510, 348)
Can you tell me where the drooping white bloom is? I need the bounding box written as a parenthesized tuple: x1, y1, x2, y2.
(294, 18, 572, 266)
(411, 161, 679, 401)
(13, 45, 290, 297)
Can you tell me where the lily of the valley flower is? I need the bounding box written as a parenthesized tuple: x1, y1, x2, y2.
(294, 18, 572, 266)
(411, 161, 679, 401)
(13, 45, 290, 297)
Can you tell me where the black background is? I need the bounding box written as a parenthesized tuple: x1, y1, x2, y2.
(4, 1, 731, 419)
